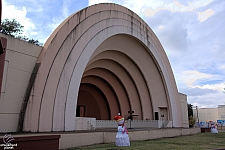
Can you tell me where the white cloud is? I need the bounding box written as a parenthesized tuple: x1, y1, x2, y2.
(188, 91, 225, 108)
(88, 0, 155, 17)
(197, 9, 215, 22)
(158, 25, 164, 29)
(188, 0, 214, 9)
(195, 83, 225, 93)
(89, 0, 113, 6)
(62, 0, 73, 18)
(144, 7, 162, 17)
(178, 70, 225, 108)
(47, 17, 64, 33)
(181, 70, 212, 87)
(30, 31, 38, 36)
(2, 0, 36, 38)
(144, 0, 214, 22)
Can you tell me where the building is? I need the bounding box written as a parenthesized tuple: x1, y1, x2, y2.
(0, 3, 189, 133)
(193, 105, 225, 123)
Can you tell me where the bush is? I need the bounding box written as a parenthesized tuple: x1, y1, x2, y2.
(189, 115, 195, 127)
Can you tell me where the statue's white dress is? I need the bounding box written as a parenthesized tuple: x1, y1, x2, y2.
(115, 125, 130, 146)
(211, 125, 218, 133)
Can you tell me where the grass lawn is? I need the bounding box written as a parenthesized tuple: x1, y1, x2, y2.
(68, 131, 225, 150)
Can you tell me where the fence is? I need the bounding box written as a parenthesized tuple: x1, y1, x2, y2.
(96, 120, 172, 128)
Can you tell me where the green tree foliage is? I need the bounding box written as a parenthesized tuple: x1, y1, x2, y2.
(0, 19, 42, 45)
(187, 104, 196, 127)
(27, 39, 40, 45)
(189, 115, 196, 127)
(0, 19, 24, 37)
(187, 104, 193, 118)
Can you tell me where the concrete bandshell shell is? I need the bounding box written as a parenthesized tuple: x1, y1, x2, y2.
(23, 3, 183, 132)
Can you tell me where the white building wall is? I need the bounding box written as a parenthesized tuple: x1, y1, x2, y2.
(0, 33, 42, 132)
(179, 93, 189, 128)
(193, 108, 218, 122)
(217, 105, 225, 120)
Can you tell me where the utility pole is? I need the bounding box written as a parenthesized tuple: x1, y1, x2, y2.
(196, 106, 199, 124)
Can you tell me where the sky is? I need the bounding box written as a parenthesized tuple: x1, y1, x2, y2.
(2, 0, 225, 108)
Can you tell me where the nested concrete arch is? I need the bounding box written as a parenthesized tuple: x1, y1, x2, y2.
(78, 80, 111, 120)
(84, 59, 142, 119)
(23, 3, 182, 132)
(82, 68, 130, 119)
(87, 34, 170, 120)
(78, 87, 102, 119)
(87, 50, 153, 120)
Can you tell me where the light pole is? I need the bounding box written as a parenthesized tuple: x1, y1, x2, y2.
(191, 105, 200, 127)
(196, 106, 199, 124)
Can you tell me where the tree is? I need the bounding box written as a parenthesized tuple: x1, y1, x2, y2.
(189, 115, 196, 127)
(187, 104, 193, 118)
(27, 39, 40, 45)
(0, 19, 24, 38)
(0, 19, 42, 46)
(187, 104, 196, 127)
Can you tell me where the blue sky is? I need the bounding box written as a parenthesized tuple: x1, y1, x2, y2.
(2, 0, 225, 108)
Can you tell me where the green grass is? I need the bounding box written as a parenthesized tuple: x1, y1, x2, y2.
(68, 131, 225, 150)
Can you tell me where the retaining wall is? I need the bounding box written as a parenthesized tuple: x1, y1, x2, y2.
(59, 128, 201, 149)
